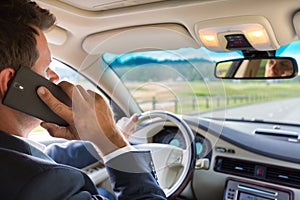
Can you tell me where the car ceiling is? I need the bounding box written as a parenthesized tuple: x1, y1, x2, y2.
(57, 0, 170, 11)
(36, 0, 300, 70)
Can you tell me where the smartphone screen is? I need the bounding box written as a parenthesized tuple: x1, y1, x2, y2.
(3, 66, 71, 126)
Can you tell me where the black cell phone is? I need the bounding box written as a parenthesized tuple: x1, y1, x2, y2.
(2, 66, 71, 126)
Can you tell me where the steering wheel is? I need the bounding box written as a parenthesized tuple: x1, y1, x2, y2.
(132, 110, 196, 199)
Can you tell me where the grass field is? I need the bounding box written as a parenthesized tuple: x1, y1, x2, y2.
(126, 80, 300, 113)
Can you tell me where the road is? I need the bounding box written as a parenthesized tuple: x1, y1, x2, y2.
(199, 97, 300, 124)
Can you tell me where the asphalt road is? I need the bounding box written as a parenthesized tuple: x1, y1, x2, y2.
(199, 97, 300, 124)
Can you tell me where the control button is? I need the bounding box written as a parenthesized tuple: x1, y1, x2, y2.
(257, 169, 263, 176)
(215, 147, 226, 153)
(227, 149, 235, 154)
(195, 158, 210, 170)
(255, 165, 266, 177)
(273, 125, 281, 129)
(227, 193, 234, 200)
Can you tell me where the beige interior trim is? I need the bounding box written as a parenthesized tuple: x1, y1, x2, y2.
(45, 26, 68, 45)
(58, 0, 168, 11)
(82, 24, 199, 55)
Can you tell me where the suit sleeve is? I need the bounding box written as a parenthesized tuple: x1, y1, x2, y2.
(105, 150, 167, 200)
(44, 140, 101, 168)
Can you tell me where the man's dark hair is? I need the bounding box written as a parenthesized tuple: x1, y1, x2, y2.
(0, 0, 56, 69)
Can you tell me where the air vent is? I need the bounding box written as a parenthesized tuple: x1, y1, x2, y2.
(215, 157, 255, 177)
(266, 167, 300, 186)
(215, 156, 300, 189)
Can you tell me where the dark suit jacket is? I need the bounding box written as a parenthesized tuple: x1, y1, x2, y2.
(0, 131, 166, 200)
(44, 140, 101, 169)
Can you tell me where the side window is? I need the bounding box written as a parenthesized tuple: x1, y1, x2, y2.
(28, 59, 107, 142)
(50, 59, 101, 92)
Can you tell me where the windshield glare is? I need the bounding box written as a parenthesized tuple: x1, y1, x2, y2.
(105, 41, 300, 125)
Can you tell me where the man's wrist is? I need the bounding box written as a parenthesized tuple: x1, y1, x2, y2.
(102, 145, 136, 163)
(93, 128, 129, 157)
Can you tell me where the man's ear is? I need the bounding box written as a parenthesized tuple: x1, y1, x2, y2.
(0, 68, 15, 98)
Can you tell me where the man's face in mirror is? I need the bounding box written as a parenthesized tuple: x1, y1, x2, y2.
(265, 59, 293, 77)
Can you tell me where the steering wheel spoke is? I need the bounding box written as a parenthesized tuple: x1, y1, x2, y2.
(133, 110, 196, 199)
(134, 143, 184, 167)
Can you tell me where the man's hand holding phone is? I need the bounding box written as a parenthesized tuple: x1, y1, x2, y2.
(2, 66, 71, 126)
(37, 81, 129, 157)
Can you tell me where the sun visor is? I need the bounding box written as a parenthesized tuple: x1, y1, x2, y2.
(293, 11, 300, 38)
(45, 26, 68, 45)
(82, 24, 199, 55)
(59, 0, 167, 11)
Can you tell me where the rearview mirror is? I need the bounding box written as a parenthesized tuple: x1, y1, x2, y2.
(215, 57, 298, 79)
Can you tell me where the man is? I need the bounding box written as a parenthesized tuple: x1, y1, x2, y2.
(264, 59, 294, 77)
(0, 0, 166, 199)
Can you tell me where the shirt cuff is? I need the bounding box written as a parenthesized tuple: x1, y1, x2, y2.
(102, 145, 136, 163)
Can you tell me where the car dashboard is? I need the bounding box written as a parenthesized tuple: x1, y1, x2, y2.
(37, 113, 300, 200)
(130, 116, 300, 200)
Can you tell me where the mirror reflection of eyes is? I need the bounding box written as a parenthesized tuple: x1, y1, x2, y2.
(268, 60, 292, 68)
(266, 59, 293, 77)
(215, 57, 297, 79)
(279, 61, 293, 70)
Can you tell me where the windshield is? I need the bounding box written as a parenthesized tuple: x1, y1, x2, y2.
(105, 41, 300, 125)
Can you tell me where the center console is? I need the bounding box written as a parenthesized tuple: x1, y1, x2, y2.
(224, 179, 293, 200)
